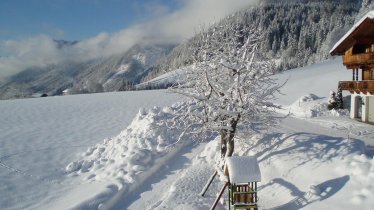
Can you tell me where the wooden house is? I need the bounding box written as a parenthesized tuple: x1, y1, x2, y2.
(330, 11, 374, 123)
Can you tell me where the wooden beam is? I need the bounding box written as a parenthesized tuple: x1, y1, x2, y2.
(210, 182, 228, 210)
(200, 171, 218, 197)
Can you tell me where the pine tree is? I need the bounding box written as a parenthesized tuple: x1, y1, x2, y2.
(327, 90, 338, 110)
(336, 87, 344, 109)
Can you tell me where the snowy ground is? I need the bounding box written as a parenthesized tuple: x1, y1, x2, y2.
(1, 58, 374, 209)
(0, 90, 180, 209)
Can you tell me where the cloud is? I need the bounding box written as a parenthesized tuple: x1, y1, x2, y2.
(0, 0, 259, 79)
(0, 35, 61, 78)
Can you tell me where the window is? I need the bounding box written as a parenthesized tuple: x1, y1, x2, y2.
(352, 44, 370, 54)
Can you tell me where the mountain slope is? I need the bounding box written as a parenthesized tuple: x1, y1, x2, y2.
(141, 0, 362, 82)
(0, 44, 175, 99)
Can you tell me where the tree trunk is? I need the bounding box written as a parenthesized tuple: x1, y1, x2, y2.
(220, 118, 239, 158)
(226, 134, 235, 157)
(220, 129, 228, 158)
(226, 123, 236, 157)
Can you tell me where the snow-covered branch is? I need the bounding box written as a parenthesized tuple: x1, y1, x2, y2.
(168, 23, 283, 158)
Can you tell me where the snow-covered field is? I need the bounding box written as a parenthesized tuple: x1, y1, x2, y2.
(1, 58, 374, 210)
(0, 91, 180, 209)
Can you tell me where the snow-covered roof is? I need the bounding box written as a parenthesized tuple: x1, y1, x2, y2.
(330, 10, 374, 55)
(225, 156, 261, 183)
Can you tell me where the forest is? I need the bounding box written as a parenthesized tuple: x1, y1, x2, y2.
(141, 1, 362, 83)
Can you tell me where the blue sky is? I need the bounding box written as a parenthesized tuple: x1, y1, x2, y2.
(0, 0, 182, 41)
(0, 0, 258, 78)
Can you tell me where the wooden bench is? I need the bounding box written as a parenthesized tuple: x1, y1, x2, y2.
(225, 156, 261, 210)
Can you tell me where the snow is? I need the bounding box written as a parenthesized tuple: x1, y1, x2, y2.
(225, 156, 261, 183)
(132, 47, 169, 68)
(135, 67, 188, 90)
(62, 103, 194, 209)
(0, 90, 180, 209)
(1, 58, 374, 210)
(115, 64, 130, 74)
(274, 58, 351, 106)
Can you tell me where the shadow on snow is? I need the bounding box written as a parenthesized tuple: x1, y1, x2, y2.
(261, 175, 350, 210)
(239, 126, 363, 209)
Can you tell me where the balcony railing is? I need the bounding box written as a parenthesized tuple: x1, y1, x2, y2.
(343, 52, 374, 66)
(339, 80, 374, 94)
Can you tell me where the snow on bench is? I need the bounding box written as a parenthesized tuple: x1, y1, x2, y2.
(225, 156, 261, 184)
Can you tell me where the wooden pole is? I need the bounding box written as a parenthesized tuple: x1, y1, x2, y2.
(200, 171, 218, 196)
(356, 68, 359, 81)
(210, 182, 228, 210)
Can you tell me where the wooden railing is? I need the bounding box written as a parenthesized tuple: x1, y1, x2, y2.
(339, 80, 374, 94)
(343, 52, 374, 66)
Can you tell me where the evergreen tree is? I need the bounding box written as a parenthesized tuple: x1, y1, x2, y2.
(327, 90, 338, 110)
(336, 87, 344, 109)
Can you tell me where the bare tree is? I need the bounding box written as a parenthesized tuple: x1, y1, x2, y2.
(170, 22, 282, 159)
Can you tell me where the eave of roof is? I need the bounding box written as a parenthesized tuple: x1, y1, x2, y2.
(330, 10, 374, 56)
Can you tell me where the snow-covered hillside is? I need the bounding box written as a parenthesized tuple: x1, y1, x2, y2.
(0, 44, 175, 100)
(1, 59, 373, 210)
(141, 0, 361, 82)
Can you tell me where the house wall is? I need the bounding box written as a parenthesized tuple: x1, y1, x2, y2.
(362, 95, 374, 123)
(350, 94, 360, 119)
(362, 96, 369, 122)
(351, 93, 374, 123)
(368, 96, 374, 123)
(363, 68, 374, 80)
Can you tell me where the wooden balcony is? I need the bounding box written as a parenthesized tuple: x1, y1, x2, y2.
(343, 52, 374, 67)
(339, 80, 374, 94)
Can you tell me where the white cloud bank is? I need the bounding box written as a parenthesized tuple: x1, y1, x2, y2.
(0, 0, 259, 79)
